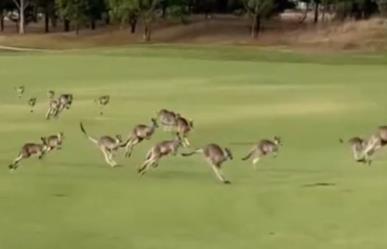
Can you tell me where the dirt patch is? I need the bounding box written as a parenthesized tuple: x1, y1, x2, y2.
(0, 15, 386, 52)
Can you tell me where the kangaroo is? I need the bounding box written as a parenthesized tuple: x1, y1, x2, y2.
(360, 126, 387, 164)
(58, 94, 73, 112)
(95, 95, 110, 115)
(242, 136, 282, 169)
(80, 122, 125, 167)
(48, 94, 73, 119)
(28, 97, 37, 113)
(45, 98, 61, 120)
(156, 109, 180, 131)
(43, 132, 64, 152)
(125, 118, 159, 157)
(182, 144, 233, 184)
(340, 137, 368, 163)
(137, 135, 183, 175)
(9, 139, 49, 171)
(175, 116, 194, 146)
(16, 86, 25, 98)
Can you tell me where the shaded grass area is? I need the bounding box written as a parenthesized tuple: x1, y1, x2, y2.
(0, 46, 387, 249)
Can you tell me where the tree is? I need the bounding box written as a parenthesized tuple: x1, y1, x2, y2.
(108, 0, 140, 33)
(0, 0, 15, 32)
(86, 0, 107, 30)
(242, 0, 274, 38)
(36, 0, 56, 33)
(12, 0, 31, 34)
(107, 0, 159, 41)
(56, 0, 89, 34)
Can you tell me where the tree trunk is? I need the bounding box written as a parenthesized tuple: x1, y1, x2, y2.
(64, 19, 70, 32)
(143, 23, 151, 42)
(0, 13, 4, 32)
(105, 14, 110, 25)
(314, 0, 319, 23)
(19, 0, 25, 34)
(322, 6, 325, 22)
(75, 22, 80, 35)
(44, 11, 50, 33)
(91, 19, 96, 30)
(299, 2, 309, 23)
(161, 1, 167, 18)
(51, 14, 57, 28)
(130, 18, 137, 34)
(251, 14, 260, 38)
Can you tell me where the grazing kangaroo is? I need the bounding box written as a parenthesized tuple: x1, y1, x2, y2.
(16, 86, 25, 98)
(28, 97, 37, 112)
(125, 118, 159, 157)
(80, 122, 125, 167)
(95, 95, 110, 115)
(137, 135, 183, 175)
(182, 144, 233, 184)
(9, 139, 49, 171)
(43, 132, 64, 152)
(340, 137, 368, 163)
(156, 109, 180, 131)
(175, 116, 194, 146)
(242, 137, 282, 169)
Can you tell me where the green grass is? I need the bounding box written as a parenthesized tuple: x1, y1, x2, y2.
(1, 46, 387, 249)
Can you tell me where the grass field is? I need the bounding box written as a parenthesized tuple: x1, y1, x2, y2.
(1, 46, 387, 249)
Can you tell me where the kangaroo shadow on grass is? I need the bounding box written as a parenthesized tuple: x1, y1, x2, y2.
(302, 182, 336, 188)
(143, 170, 208, 181)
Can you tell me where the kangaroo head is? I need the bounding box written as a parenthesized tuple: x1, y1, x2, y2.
(274, 136, 282, 146)
(224, 147, 233, 160)
(58, 132, 64, 140)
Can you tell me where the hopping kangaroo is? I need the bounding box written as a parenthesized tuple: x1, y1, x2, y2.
(156, 109, 180, 131)
(242, 137, 282, 169)
(138, 136, 183, 175)
(45, 98, 61, 120)
(339, 137, 368, 163)
(182, 144, 233, 184)
(125, 118, 158, 157)
(95, 95, 110, 115)
(360, 126, 387, 164)
(175, 116, 194, 146)
(45, 93, 73, 120)
(16, 86, 25, 98)
(28, 97, 37, 113)
(43, 132, 64, 152)
(80, 122, 125, 167)
(9, 139, 49, 171)
(58, 94, 73, 111)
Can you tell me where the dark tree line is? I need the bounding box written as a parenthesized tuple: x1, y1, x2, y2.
(0, 0, 386, 40)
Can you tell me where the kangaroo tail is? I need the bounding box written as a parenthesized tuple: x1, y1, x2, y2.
(80, 122, 98, 144)
(181, 148, 203, 157)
